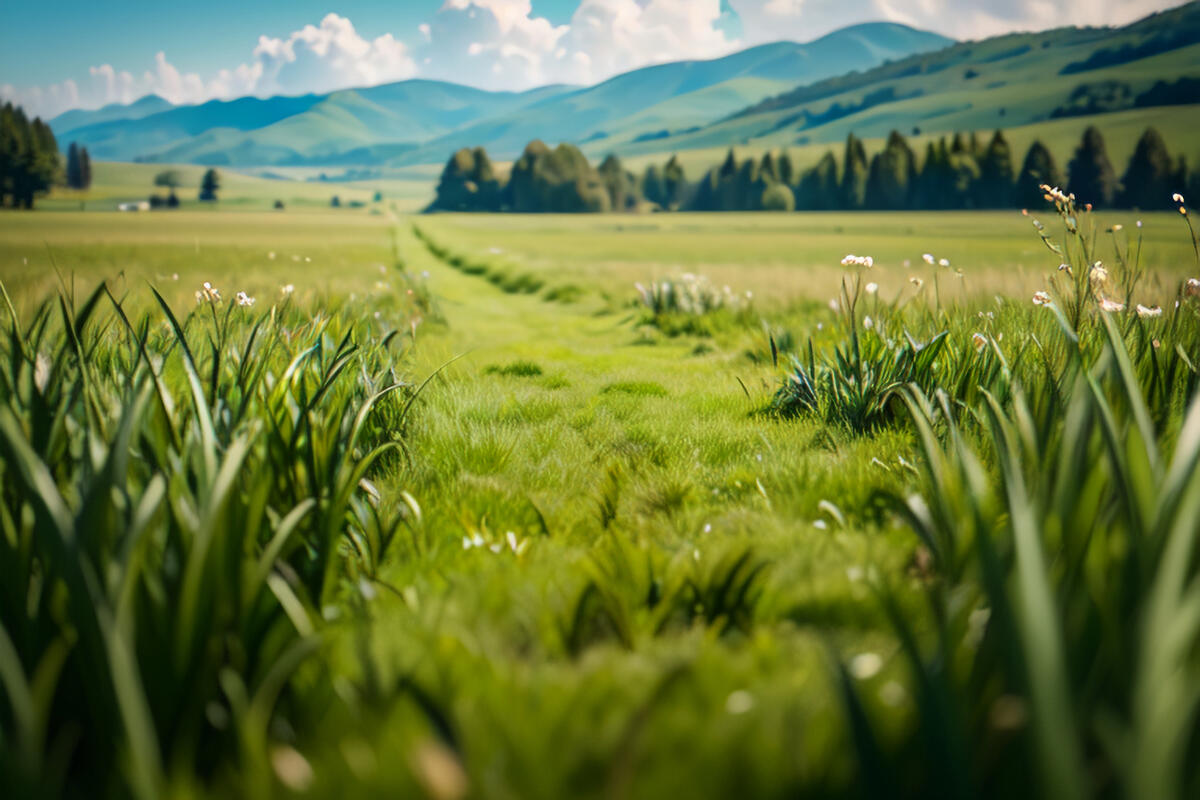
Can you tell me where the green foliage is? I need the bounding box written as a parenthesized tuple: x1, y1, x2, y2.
(199, 168, 220, 202)
(0, 280, 415, 796)
(1120, 127, 1175, 210)
(1015, 139, 1063, 208)
(840, 133, 869, 210)
(0, 103, 59, 209)
(1067, 125, 1119, 207)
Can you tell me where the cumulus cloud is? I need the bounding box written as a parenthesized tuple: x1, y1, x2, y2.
(1, 13, 414, 120)
(0, 1, 1182, 119)
(418, 0, 735, 89)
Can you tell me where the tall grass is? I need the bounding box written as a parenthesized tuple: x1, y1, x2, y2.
(826, 198, 1200, 797)
(0, 279, 416, 797)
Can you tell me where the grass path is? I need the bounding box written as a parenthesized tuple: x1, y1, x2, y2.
(320, 223, 932, 796)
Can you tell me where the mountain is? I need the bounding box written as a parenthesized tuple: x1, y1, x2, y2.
(49, 94, 174, 133)
(639, 2, 1200, 158)
(50, 22, 952, 167)
(399, 23, 954, 164)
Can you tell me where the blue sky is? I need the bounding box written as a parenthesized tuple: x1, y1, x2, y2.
(0, 0, 1180, 119)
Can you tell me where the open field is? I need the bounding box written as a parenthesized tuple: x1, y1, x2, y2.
(2, 201, 1200, 798)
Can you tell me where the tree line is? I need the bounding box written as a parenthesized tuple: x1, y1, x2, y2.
(0, 102, 60, 208)
(431, 125, 1197, 215)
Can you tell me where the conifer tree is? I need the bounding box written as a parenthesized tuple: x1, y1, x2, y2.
(199, 168, 220, 202)
(663, 155, 687, 210)
(777, 152, 796, 186)
(642, 165, 666, 208)
(1119, 127, 1174, 209)
(797, 152, 838, 210)
(840, 133, 868, 210)
(977, 130, 1015, 207)
(66, 142, 82, 189)
(1067, 126, 1119, 207)
(1014, 140, 1063, 208)
(865, 130, 915, 210)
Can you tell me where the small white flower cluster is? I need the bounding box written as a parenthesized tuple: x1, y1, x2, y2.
(1040, 184, 1075, 206)
(636, 273, 751, 315)
(281, 284, 295, 296)
(922, 253, 952, 268)
(1173, 192, 1186, 216)
(1032, 291, 1052, 307)
(972, 332, 988, 352)
(195, 281, 221, 304)
(840, 254, 874, 268)
(1136, 304, 1163, 318)
(463, 530, 529, 556)
(1186, 278, 1200, 298)
(236, 291, 256, 307)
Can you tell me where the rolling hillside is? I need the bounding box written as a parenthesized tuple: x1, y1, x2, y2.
(49, 22, 951, 167)
(634, 2, 1200, 159)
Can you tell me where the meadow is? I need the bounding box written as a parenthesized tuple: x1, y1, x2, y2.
(2, 192, 1200, 799)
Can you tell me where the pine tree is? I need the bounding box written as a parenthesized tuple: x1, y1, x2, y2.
(66, 142, 82, 189)
(977, 130, 1015, 207)
(797, 152, 838, 210)
(1067, 126, 1118, 207)
(199, 168, 220, 202)
(777, 152, 796, 186)
(1014, 140, 1064, 209)
(865, 130, 915, 210)
(663, 155, 687, 210)
(1119, 127, 1174, 209)
(840, 133, 868, 210)
(79, 146, 91, 190)
(758, 152, 780, 185)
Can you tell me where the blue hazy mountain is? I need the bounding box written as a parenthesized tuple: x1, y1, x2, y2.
(51, 22, 953, 166)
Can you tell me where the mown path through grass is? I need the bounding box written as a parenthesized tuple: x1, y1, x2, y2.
(319, 224, 932, 796)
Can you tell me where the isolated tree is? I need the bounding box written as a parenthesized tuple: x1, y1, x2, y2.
(1014, 139, 1064, 208)
(1119, 127, 1174, 209)
(199, 168, 220, 201)
(840, 133, 868, 210)
(1067, 126, 1118, 207)
(977, 130, 1015, 207)
(865, 130, 915, 210)
(154, 169, 182, 189)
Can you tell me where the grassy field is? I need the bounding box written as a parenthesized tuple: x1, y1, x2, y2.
(2, 199, 1200, 798)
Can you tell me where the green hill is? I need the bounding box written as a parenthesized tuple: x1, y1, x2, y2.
(637, 2, 1200, 159)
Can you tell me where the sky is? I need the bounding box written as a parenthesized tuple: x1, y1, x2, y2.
(0, 0, 1183, 119)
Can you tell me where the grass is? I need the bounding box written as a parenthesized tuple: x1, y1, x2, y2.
(2, 192, 1199, 797)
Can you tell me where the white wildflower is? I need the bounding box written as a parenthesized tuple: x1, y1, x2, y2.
(1032, 291, 1052, 306)
(972, 332, 987, 352)
(865, 282, 878, 294)
(1099, 298, 1125, 313)
(922, 253, 935, 265)
(863, 315, 874, 330)
(281, 284, 295, 295)
(1185, 278, 1200, 298)
(235, 291, 256, 307)
(1173, 192, 1185, 204)
(938, 258, 950, 268)
(1136, 304, 1162, 318)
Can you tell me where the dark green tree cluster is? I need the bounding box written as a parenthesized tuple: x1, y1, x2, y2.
(431, 141, 610, 213)
(434, 125, 1194, 215)
(199, 168, 220, 202)
(65, 141, 92, 190)
(1, 103, 60, 209)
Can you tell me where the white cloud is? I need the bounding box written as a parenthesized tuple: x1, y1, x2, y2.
(2, 13, 413, 120)
(729, 0, 1180, 44)
(419, 0, 736, 89)
(0, 1, 1183, 119)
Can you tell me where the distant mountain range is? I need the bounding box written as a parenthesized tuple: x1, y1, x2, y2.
(49, 5, 1200, 170)
(625, 2, 1200, 160)
(50, 22, 952, 167)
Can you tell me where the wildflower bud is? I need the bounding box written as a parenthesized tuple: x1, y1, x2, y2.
(1174, 192, 1185, 204)
(1098, 298, 1125, 313)
(972, 332, 987, 353)
(1136, 304, 1162, 318)
(1032, 291, 1051, 307)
